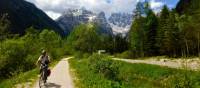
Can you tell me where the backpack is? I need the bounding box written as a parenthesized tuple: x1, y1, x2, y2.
(41, 55, 49, 64)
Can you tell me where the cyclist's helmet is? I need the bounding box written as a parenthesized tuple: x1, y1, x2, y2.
(42, 50, 46, 55)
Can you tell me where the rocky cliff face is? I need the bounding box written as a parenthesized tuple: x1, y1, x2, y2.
(94, 12, 113, 35)
(57, 8, 135, 36)
(108, 13, 133, 35)
(57, 8, 113, 35)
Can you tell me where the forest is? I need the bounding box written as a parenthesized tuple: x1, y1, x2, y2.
(128, 1, 200, 58)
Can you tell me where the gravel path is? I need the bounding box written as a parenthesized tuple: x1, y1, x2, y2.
(34, 57, 74, 88)
(113, 57, 200, 70)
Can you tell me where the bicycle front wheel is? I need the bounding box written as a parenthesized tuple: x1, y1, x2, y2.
(39, 72, 45, 88)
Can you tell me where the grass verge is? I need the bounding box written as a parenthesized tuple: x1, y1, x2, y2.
(69, 54, 200, 88)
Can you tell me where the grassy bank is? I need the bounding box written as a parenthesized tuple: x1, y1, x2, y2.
(69, 54, 200, 88)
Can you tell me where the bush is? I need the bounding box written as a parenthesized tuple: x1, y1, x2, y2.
(0, 40, 27, 78)
(83, 53, 91, 58)
(88, 54, 120, 80)
(74, 51, 84, 59)
(0, 29, 65, 80)
(115, 51, 133, 59)
(49, 48, 64, 60)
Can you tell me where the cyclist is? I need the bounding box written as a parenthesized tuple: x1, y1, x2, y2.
(36, 50, 50, 83)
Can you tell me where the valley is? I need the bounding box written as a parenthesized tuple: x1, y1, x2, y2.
(1, 0, 200, 88)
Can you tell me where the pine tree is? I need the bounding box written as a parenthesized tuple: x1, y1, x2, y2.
(129, 1, 147, 57)
(156, 5, 170, 55)
(144, 9, 158, 56)
(167, 11, 181, 57)
(129, 17, 146, 57)
(113, 34, 128, 53)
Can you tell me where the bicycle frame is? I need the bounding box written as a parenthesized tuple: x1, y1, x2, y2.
(39, 63, 48, 87)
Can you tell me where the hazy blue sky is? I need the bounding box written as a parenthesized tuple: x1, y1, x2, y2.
(26, 0, 179, 19)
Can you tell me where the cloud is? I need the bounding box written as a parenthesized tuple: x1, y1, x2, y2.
(26, 0, 178, 19)
(150, 0, 164, 9)
(149, 0, 164, 13)
(45, 11, 62, 20)
(26, 0, 138, 19)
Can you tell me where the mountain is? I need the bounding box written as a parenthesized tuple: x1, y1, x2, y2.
(93, 12, 113, 35)
(56, 8, 113, 35)
(57, 8, 133, 36)
(108, 13, 133, 35)
(0, 0, 64, 35)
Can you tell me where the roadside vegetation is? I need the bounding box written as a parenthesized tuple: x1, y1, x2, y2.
(0, 57, 61, 88)
(0, 25, 67, 86)
(70, 54, 200, 88)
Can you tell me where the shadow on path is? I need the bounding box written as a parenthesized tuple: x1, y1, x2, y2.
(45, 82, 61, 88)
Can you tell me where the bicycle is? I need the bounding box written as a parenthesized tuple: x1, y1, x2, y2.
(39, 63, 48, 88)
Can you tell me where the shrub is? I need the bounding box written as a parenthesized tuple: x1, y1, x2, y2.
(0, 40, 27, 78)
(115, 51, 133, 59)
(88, 54, 120, 80)
(0, 29, 65, 80)
(74, 51, 84, 59)
(83, 53, 91, 58)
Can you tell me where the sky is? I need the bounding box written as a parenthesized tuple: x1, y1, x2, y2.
(26, 0, 180, 20)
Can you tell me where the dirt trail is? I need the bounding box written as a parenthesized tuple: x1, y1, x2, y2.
(34, 57, 74, 88)
(113, 58, 200, 70)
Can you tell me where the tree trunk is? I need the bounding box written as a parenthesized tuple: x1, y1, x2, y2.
(198, 32, 200, 57)
(185, 38, 189, 57)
